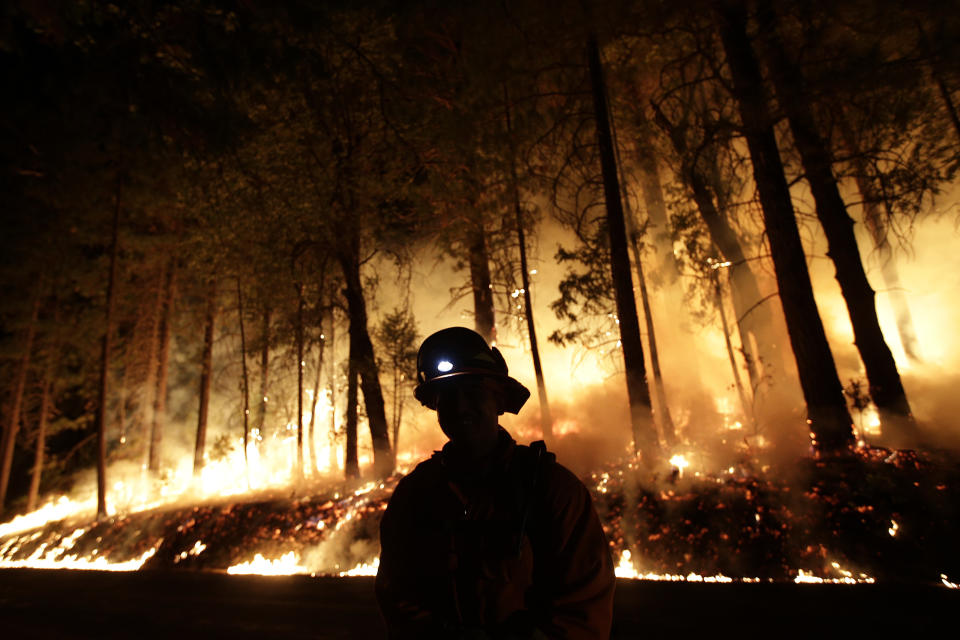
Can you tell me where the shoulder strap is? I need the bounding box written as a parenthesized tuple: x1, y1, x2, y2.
(515, 440, 549, 556)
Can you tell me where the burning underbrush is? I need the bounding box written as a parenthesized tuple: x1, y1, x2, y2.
(594, 447, 960, 584)
(1, 447, 959, 586)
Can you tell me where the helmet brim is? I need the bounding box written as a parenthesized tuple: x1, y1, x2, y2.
(414, 373, 530, 415)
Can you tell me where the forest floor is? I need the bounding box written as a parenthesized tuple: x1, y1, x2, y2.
(0, 568, 956, 638)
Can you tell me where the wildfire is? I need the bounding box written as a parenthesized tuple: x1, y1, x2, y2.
(668, 454, 690, 477)
(614, 549, 638, 579)
(0, 401, 955, 589)
(339, 557, 380, 577)
(0, 526, 160, 572)
(614, 549, 737, 582)
(227, 551, 308, 576)
(795, 567, 875, 585)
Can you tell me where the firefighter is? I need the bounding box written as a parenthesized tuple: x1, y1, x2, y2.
(375, 327, 615, 639)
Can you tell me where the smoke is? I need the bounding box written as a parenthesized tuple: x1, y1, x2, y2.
(395, 180, 960, 478)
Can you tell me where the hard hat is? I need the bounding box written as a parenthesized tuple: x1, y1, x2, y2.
(413, 327, 530, 414)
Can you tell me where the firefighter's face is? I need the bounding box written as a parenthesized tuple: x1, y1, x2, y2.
(435, 376, 502, 455)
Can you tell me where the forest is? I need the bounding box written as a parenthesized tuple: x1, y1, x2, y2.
(1, 0, 959, 581)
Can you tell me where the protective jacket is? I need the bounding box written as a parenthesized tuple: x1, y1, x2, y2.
(375, 429, 615, 639)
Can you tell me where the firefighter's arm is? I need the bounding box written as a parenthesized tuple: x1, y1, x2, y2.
(375, 476, 447, 639)
(536, 465, 615, 640)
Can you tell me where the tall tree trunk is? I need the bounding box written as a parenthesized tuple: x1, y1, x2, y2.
(761, 19, 917, 446)
(338, 224, 393, 478)
(96, 178, 122, 518)
(858, 177, 922, 363)
(237, 280, 251, 479)
(295, 282, 305, 480)
(634, 115, 681, 284)
(391, 364, 403, 465)
(28, 301, 60, 512)
(504, 87, 553, 440)
(117, 366, 130, 447)
(193, 279, 217, 477)
(717, 1, 854, 454)
(652, 103, 781, 389)
(714, 270, 757, 433)
(467, 215, 497, 345)
(327, 308, 338, 471)
(308, 330, 325, 476)
(633, 240, 676, 446)
(149, 258, 176, 473)
(141, 264, 165, 466)
(586, 34, 659, 460)
(0, 285, 41, 515)
(614, 104, 677, 446)
(839, 125, 922, 363)
(256, 307, 270, 440)
(344, 347, 359, 480)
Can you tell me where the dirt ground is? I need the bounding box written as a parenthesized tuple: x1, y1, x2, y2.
(0, 568, 955, 638)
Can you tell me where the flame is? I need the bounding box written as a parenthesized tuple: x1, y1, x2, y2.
(339, 556, 380, 577)
(795, 563, 875, 585)
(0, 496, 87, 538)
(669, 454, 690, 478)
(614, 549, 638, 579)
(552, 420, 580, 437)
(0, 526, 160, 571)
(226, 551, 309, 576)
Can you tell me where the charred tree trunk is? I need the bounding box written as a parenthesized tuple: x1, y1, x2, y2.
(714, 271, 757, 432)
(839, 125, 922, 363)
(0, 286, 41, 515)
(308, 330, 325, 476)
(141, 264, 165, 465)
(467, 215, 497, 345)
(856, 174, 921, 363)
(28, 301, 60, 512)
(391, 364, 404, 466)
(634, 116, 681, 284)
(344, 345, 359, 480)
(512, 193, 553, 440)
(761, 21, 917, 445)
(328, 308, 338, 471)
(257, 307, 270, 440)
(295, 282, 305, 480)
(717, 1, 854, 454)
(338, 228, 393, 478)
(193, 280, 217, 477)
(633, 240, 676, 446)
(96, 181, 122, 518)
(237, 280, 251, 478)
(504, 88, 552, 440)
(587, 34, 659, 460)
(117, 365, 130, 448)
(613, 105, 677, 447)
(149, 258, 176, 473)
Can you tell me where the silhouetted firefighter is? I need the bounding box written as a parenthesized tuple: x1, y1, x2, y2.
(375, 327, 615, 639)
